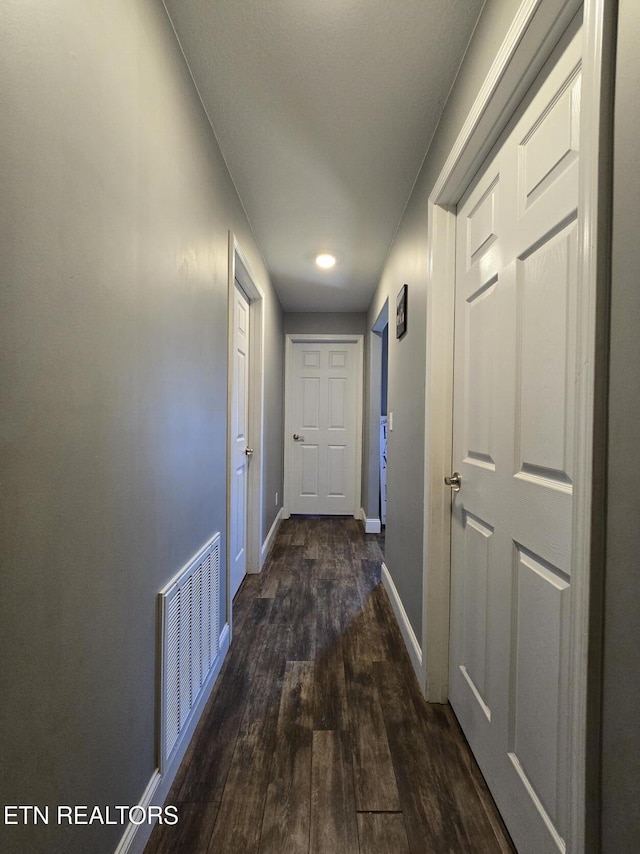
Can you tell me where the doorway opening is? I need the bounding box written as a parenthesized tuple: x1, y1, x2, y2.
(376, 308, 389, 532)
(362, 301, 389, 537)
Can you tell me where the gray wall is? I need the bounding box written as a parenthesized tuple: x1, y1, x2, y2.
(283, 312, 366, 335)
(601, 1, 640, 849)
(364, 0, 523, 636)
(0, 2, 282, 853)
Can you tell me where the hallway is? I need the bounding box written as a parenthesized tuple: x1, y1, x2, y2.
(145, 517, 514, 854)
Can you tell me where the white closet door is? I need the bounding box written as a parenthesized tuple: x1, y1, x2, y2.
(449, 26, 581, 854)
(288, 340, 359, 515)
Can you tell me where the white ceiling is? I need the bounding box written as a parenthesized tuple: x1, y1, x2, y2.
(163, 0, 485, 312)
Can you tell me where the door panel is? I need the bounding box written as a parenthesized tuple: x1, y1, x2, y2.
(511, 546, 570, 831)
(327, 445, 346, 497)
(516, 222, 577, 484)
(300, 444, 320, 496)
(449, 26, 581, 854)
(328, 376, 347, 428)
(466, 176, 500, 265)
(461, 511, 494, 715)
(465, 280, 500, 469)
(232, 463, 246, 563)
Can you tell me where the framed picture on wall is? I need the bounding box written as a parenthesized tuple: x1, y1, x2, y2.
(396, 284, 408, 338)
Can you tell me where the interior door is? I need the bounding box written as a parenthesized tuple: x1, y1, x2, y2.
(230, 282, 250, 599)
(287, 339, 360, 515)
(449, 24, 581, 854)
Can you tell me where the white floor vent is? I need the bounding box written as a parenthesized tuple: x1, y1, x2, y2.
(158, 533, 221, 773)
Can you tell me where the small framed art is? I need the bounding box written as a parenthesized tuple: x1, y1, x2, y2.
(396, 284, 408, 339)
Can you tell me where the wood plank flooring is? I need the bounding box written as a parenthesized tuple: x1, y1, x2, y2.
(145, 516, 515, 854)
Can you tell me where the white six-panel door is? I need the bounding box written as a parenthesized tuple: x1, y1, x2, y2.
(230, 282, 250, 599)
(286, 338, 361, 516)
(449, 26, 581, 854)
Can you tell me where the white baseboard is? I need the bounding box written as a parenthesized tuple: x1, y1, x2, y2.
(381, 562, 422, 683)
(115, 624, 230, 854)
(260, 508, 283, 568)
(113, 770, 161, 854)
(360, 508, 381, 534)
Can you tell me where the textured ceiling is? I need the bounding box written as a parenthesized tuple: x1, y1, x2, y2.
(163, 0, 485, 311)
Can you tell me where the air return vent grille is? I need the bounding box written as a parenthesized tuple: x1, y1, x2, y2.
(158, 534, 220, 772)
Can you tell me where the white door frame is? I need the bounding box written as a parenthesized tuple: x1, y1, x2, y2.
(283, 333, 364, 519)
(420, 1, 611, 851)
(226, 232, 265, 633)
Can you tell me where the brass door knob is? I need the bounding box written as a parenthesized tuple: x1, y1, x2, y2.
(444, 472, 462, 492)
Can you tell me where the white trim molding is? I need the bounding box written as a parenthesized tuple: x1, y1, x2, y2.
(570, 1, 614, 850)
(260, 508, 283, 567)
(360, 510, 381, 535)
(115, 624, 230, 854)
(381, 563, 422, 684)
(113, 771, 161, 854)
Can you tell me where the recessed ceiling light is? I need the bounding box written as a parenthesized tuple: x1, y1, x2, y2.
(315, 252, 336, 269)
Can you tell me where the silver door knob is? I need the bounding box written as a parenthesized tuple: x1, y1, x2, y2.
(444, 472, 462, 491)
(245, 447, 254, 456)
(293, 433, 305, 441)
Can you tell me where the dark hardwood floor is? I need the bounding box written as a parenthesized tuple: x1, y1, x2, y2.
(145, 516, 515, 854)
